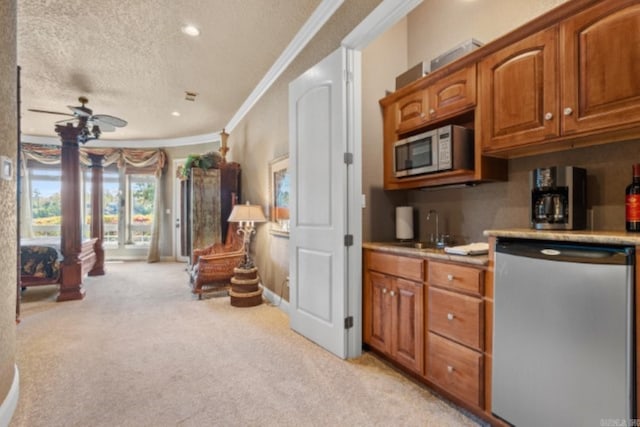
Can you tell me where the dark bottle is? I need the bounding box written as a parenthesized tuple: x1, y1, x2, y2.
(625, 164, 640, 232)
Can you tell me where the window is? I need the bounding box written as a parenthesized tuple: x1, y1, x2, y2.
(126, 174, 155, 246)
(29, 164, 62, 237)
(27, 162, 156, 250)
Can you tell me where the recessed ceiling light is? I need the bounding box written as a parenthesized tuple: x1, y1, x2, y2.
(181, 25, 200, 37)
(171, 111, 181, 117)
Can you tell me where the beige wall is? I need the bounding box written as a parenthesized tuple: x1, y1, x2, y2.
(407, 0, 566, 67)
(227, 0, 383, 297)
(361, 18, 410, 242)
(0, 0, 17, 407)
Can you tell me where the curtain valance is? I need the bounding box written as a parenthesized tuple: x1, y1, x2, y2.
(21, 143, 166, 176)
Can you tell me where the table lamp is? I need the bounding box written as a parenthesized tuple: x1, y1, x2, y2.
(227, 201, 266, 269)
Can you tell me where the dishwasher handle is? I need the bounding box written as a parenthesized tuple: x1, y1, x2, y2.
(496, 238, 634, 266)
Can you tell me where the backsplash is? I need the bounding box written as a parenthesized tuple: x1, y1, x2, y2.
(407, 138, 639, 244)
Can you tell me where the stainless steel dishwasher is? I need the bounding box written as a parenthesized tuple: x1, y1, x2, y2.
(492, 238, 634, 426)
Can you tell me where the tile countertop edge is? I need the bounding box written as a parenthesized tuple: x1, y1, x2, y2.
(484, 229, 640, 246)
(363, 242, 489, 267)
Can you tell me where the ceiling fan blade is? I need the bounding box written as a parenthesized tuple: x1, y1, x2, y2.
(67, 105, 91, 117)
(92, 114, 127, 127)
(89, 119, 115, 132)
(27, 108, 74, 117)
(55, 117, 79, 125)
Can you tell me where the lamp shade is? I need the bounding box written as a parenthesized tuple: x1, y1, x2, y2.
(228, 202, 266, 223)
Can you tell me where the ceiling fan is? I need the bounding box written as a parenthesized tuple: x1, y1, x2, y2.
(28, 96, 127, 143)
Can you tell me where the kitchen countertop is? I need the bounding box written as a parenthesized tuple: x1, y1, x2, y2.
(363, 242, 489, 267)
(484, 228, 640, 246)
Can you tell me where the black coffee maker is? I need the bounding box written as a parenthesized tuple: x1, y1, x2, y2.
(530, 166, 587, 230)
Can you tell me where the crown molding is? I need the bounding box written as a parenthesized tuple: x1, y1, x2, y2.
(342, 0, 422, 50)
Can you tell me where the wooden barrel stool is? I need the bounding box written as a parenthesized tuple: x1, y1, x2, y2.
(229, 267, 262, 307)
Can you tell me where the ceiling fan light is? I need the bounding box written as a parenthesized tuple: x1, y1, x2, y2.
(181, 25, 200, 37)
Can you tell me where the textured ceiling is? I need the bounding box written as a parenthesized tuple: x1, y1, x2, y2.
(17, 0, 321, 141)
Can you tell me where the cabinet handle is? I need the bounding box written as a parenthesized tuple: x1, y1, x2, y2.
(389, 290, 396, 297)
(429, 108, 436, 116)
(563, 107, 573, 116)
(447, 365, 455, 373)
(447, 274, 454, 281)
(447, 313, 455, 321)
(544, 112, 553, 121)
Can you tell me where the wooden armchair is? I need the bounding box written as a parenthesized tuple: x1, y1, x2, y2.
(190, 223, 244, 299)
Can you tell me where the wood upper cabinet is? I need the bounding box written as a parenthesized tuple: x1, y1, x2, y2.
(480, 0, 640, 155)
(561, 0, 640, 134)
(428, 64, 477, 123)
(479, 27, 559, 152)
(395, 65, 476, 135)
(395, 89, 430, 134)
(363, 250, 424, 375)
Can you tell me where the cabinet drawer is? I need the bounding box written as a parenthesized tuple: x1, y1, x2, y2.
(429, 261, 482, 295)
(429, 287, 483, 350)
(367, 251, 424, 282)
(427, 332, 483, 408)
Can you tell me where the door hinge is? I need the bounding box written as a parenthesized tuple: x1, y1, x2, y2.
(343, 69, 352, 82)
(344, 316, 354, 329)
(344, 152, 353, 165)
(344, 234, 353, 246)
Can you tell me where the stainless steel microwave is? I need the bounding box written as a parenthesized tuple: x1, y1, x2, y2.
(393, 125, 474, 178)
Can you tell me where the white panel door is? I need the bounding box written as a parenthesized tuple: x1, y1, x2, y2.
(289, 47, 351, 358)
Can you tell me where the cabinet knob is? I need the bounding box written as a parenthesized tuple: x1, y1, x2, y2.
(563, 107, 573, 116)
(544, 112, 553, 121)
(447, 365, 455, 373)
(447, 313, 455, 321)
(389, 290, 396, 297)
(447, 274, 454, 281)
(420, 112, 426, 119)
(429, 108, 436, 116)
(382, 288, 387, 294)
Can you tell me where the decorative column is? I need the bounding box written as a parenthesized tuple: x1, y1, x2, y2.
(88, 153, 105, 276)
(56, 123, 85, 301)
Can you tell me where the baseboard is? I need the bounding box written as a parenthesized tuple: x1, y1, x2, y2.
(0, 365, 19, 427)
(261, 285, 289, 314)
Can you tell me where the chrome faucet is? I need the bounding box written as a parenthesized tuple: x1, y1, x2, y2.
(426, 209, 439, 245)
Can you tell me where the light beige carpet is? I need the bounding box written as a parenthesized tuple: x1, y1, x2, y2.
(11, 262, 480, 427)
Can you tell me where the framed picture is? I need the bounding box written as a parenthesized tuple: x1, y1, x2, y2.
(269, 155, 290, 236)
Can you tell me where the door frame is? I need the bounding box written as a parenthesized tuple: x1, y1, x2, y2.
(339, 0, 423, 358)
(173, 158, 189, 262)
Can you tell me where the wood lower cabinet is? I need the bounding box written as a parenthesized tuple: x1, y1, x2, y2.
(426, 261, 485, 409)
(364, 250, 424, 374)
(364, 249, 496, 422)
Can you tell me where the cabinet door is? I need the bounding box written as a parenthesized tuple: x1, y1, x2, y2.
(479, 27, 559, 152)
(367, 271, 392, 353)
(391, 278, 424, 374)
(428, 64, 476, 122)
(561, 1, 640, 134)
(395, 89, 430, 134)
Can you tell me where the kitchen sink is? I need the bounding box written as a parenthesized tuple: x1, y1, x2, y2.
(386, 241, 444, 251)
